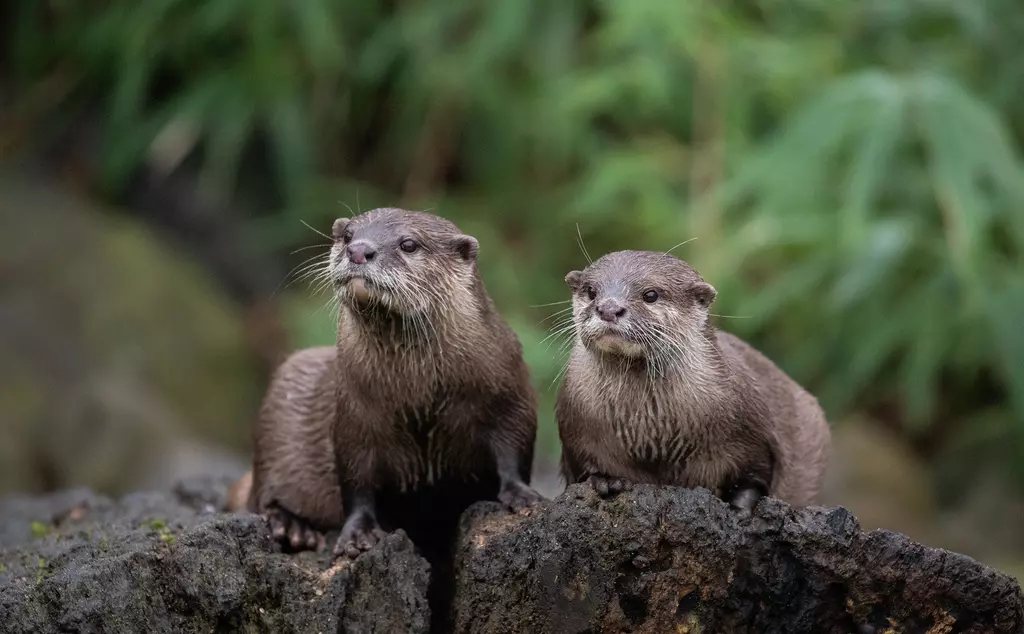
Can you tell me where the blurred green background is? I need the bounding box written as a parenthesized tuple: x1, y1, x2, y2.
(2, 0, 1023, 578)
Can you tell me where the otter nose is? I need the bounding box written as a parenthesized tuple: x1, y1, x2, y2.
(347, 242, 376, 265)
(597, 299, 627, 322)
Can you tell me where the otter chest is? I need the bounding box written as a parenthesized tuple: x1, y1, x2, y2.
(612, 411, 699, 466)
(389, 389, 475, 489)
(599, 386, 727, 483)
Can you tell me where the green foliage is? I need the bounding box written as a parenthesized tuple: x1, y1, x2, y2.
(8, 0, 1024, 488)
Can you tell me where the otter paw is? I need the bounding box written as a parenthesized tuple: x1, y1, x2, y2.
(586, 473, 630, 498)
(727, 487, 763, 517)
(263, 505, 323, 552)
(498, 481, 544, 512)
(333, 523, 389, 560)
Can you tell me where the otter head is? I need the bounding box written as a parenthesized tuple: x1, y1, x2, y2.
(329, 208, 479, 318)
(565, 250, 716, 362)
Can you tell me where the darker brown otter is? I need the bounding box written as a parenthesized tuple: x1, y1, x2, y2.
(555, 250, 830, 512)
(241, 208, 542, 560)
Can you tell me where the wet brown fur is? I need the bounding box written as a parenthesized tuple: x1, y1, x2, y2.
(556, 250, 830, 508)
(242, 208, 540, 557)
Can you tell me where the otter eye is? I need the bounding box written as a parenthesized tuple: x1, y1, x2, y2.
(342, 230, 353, 244)
(642, 290, 659, 303)
(399, 239, 419, 253)
(585, 286, 597, 301)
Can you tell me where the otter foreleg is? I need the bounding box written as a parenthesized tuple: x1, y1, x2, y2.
(722, 459, 773, 517)
(333, 485, 388, 559)
(725, 485, 764, 515)
(492, 440, 543, 511)
(562, 445, 631, 498)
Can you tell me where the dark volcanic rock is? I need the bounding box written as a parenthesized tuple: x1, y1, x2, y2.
(453, 483, 1024, 634)
(4, 477, 1022, 634)
(0, 476, 430, 634)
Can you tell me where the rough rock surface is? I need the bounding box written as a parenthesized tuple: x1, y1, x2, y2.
(0, 475, 430, 633)
(453, 483, 1024, 634)
(3, 477, 1022, 633)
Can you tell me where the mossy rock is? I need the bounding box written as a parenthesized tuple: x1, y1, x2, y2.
(0, 173, 260, 495)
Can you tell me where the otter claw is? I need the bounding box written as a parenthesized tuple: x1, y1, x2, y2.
(333, 526, 389, 560)
(263, 505, 323, 553)
(498, 482, 544, 511)
(333, 510, 389, 560)
(586, 474, 630, 498)
(727, 486, 764, 517)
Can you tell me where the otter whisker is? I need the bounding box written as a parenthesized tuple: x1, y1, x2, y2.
(664, 237, 697, 256)
(310, 277, 335, 299)
(292, 258, 334, 285)
(313, 289, 342, 318)
(645, 324, 711, 398)
(647, 326, 698, 370)
(548, 355, 573, 392)
(272, 252, 333, 298)
(299, 219, 333, 242)
(555, 331, 578, 356)
(547, 336, 578, 360)
(575, 223, 593, 265)
(290, 243, 333, 255)
(287, 249, 331, 276)
(283, 251, 330, 279)
(297, 275, 334, 296)
(540, 322, 578, 349)
(543, 313, 576, 333)
(531, 300, 572, 308)
(536, 306, 575, 327)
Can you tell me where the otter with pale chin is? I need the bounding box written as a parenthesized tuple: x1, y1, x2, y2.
(239, 207, 542, 577)
(555, 249, 831, 515)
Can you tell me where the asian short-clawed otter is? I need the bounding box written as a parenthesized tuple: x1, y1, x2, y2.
(555, 250, 830, 512)
(243, 208, 542, 558)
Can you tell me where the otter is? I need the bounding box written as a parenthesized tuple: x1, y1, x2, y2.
(555, 250, 830, 512)
(240, 208, 542, 559)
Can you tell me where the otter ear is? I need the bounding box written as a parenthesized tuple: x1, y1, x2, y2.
(451, 234, 479, 261)
(331, 218, 350, 240)
(692, 282, 717, 308)
(565, 270, 582, 291)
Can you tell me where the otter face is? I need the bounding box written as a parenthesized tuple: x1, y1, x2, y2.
(329, 208, 479, 316)
(565, 250, 716, 361)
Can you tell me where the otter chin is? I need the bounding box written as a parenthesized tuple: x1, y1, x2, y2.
(591, 331, 645, 357)
(346, 277, 372, 304)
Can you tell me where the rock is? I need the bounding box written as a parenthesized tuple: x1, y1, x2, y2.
(453, 483, 1024, 634)
(0, 478, 430, 634)
(0, 173, 261, 496)
(4, 478, 1020, 633)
